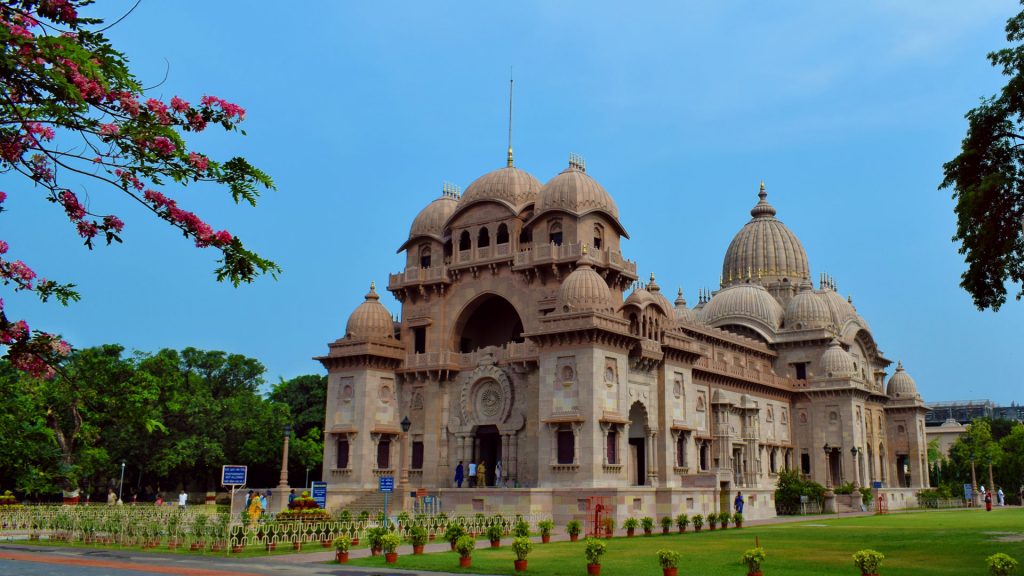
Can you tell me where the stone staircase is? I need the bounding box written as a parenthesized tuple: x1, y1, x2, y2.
(341, 491, 399, 516)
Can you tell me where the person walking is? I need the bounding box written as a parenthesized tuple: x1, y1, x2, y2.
(997, 487, 1005, 506)
(454, 461, 464, 488)
(495, 460, 503, 487)
(734, 492, 744, 514)
(468, 461, 477, 488)
(178, 490, 187, 509)
(985, 490, 993, 512)
(477, 460, 487, 488)
(107, 489, 116, 505)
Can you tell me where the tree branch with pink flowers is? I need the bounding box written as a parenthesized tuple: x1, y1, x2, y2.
(0, 0, 278, 379)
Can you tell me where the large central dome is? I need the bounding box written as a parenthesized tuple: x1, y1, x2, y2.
(722, 183, 810, 287)
(456, 166, 541, 212)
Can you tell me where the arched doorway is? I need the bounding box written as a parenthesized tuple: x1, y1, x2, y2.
(628, 402, 648, 486)
(454, 294, 525, 353)
(474, 424, 501, 487)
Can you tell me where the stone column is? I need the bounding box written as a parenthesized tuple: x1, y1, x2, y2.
(510, 432, 518, 485)
(646, 428, 658, 487)
(500, 434, 511, 486)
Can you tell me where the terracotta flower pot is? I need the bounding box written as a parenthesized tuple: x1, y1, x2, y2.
(627, 528, 635, 537)
(736, 522, 743, 529)
(514, 559, 528, 572)
(678, 527, 686, 533)
(490, 539, 501, 548)
(321, 539, 332, 548)
(644, 529, 652, 536)
(385, 552, 398, 564)
(414, 545, 425, 555)
(292, 541, 301, 551)
(190, 543, 201, 551)
(747, 571, 763, 576)
(371, 547, 381, 556)
(351, 537, 359, 546)
(694, 526, 702, 532)
(570, 533, 579, 542)
(663, 527, 670, 535)
(663, 568, 678, 576)
(265, 542, 276, 551)
(542, 534, 551, 543)
(587, 563, 602, 575)
(460, 556, 472, 568)
(231, 545, 243, 553)
(450, 541, 457, 551)
(336, 551, 349, 563)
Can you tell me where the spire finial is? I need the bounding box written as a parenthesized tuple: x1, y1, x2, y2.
(582, 242, 589, 256)
(650, 272, 655, 283)
(750, 180, 777, 218)
(507, 67, 514, 167)
(759, 179, 766, 199)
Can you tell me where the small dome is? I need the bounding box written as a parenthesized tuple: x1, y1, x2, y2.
(457, 166, 541, 212)
(886, 361, 919, 398)
(818, 287, 858, 328)
(646, 274, 674, 316)
(409, 190, 458, 241)
(534, 160, 628, 237)
(345, 283, 394, 339)
(623, 286, 655, 309)
(785, 281, 832, 330)
(819, 338, 856, 378)
(674, 288, 698, 324)
(722, 183, 810, 287)
(559, 254, 613, 312)
(701, 283, 784, 332)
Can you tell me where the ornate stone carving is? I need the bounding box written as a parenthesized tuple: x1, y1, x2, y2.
(454, 359, 514, 429)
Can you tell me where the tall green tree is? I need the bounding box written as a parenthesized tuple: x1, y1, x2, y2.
(270, 374, 326, 486)
(941, 0, 1024, 310)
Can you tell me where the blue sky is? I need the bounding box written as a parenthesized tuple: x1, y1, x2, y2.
(3, 1, 1022, 404)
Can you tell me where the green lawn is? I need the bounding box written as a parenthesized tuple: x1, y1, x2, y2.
(349, 508, 1024, 575)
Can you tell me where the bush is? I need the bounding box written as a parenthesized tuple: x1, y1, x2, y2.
(584, 537, 607, 565)
(860, 487, 873, 506)
(408, 526, 427, 546)
(444, 523, 466, 545)
(987, 553, 1019, 576)
(658, 549, 680, 568)
(455, 535, 475, 559)
(733, 512, 744, 525)
(834, 481, 856, 495)
(853, 549, 885, 574)
(707, 514, 718, 528)
(775, 468, 827, 514)
(742, 547, 767, 572)
(661, 516, 673, 530)
(539, 519, 554, 536)
(567, 519, 582, 536)
(512, 536, 533, 561)
(380, 533, 401, 554)
(691, 514, 704, 529)
(641, 517, 655, 532)
(675, 513, 689, 529)
(624, 517, 639, 530)
(512, 519, 530, 537)
(486, 524, 503, 542)
(918, 487, 955, 508)
(719, 512, 731, 526)
(333, 534, 351, 552)
(601, 516, 616, 534)
(366, 527, 386, 551)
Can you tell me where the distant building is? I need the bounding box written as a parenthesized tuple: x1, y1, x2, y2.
(925, 400, 1024, 426)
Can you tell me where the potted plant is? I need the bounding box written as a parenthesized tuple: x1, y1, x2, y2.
(585, 537, 607, 575)
(742, 546, 767, 576)
(604, 516, 617, 538)
(487, 523, 504, 548)
(675, 513, 689, 533)
(444, 523, 466, 551)
(707, 513, 718, 531)
(733, 512, 744, 528)
(567, 519, 582, 542)
(691, 514, 704, 532)
(513, 536, 533, 572)
(513, 519, 531, 538)
(367, 526, 385, 556)
(455, 535, 475, 569)
(660, 516, 672, 534)
(381, 532, 401, 564)
(658, 549, 681, 576)
(987, 553, 1019, 576)
(189, 514, 207, 551)
(719, 512, 731, 529)
(624, 517, 639, 537)
(853, 549, 885, 576)
(539, 519, 554, 543)
(333, 535, 351, 563)
(641, 516, 655, 536)
(409, 526, 427, 555)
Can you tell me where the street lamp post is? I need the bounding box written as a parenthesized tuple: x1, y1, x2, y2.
(117, 461, 126, 503)
(823, 443, 833, 489)
(277, 424, 292, 490)
(399, 416, 411, 512)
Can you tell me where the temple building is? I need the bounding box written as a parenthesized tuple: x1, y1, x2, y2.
(317, 154, 931, 520)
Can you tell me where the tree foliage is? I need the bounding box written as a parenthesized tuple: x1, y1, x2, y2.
(0, 0, 277, 379)
(942, 1, 1024, 310)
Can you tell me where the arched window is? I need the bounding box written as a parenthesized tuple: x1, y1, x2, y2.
(496, 223, 509, 244)
(548, 221, 563, 246)
(478, 227, 490, 248)
(443, 239, 453, 263)
(593, 224, 604, 250)
(419, 244, 431, 268)
(459, 230, 471, 251)
(519, 226, 532, 245)
(606, 428, 618, 465)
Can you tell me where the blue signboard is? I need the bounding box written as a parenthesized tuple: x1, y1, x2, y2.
(964, 484, 973, 502)
(221, 465, 247, 486)
(311, 481, 327, 509)
(379, 476, 395, 493)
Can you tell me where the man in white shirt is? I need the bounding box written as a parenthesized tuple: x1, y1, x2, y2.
(178, 490, 187, 509)
(468, 462, 477, 488)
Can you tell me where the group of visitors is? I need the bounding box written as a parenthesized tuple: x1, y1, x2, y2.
(453, 460, 502, 487)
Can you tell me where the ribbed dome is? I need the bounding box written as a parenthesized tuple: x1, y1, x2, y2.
(886, 361, 919, 398)
(818, 288, 858, 328)
(646, 274, 673, 315)
(559, 254, 613, 312)
(457, 166, 541, 212)
(722, 183, 810, 286)
(345, 283, 394, 339)
(785, 281, 832, 330)
(701, 283, 784, 331)
(819, 338, 856, 378)
(674, 288, 698, 324)
(536, 165, 620, 219)
(623, 286, 655, 309)
(408, 190, 458, 242)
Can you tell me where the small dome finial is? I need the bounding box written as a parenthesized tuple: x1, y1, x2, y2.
(750, 180, 777, 218)
(650, 272, 655, 283)
(582, 243, 589, 256)
(759, 180, 766, 199)
(896, 360, 903, 371)
(370, 280, 376, 291)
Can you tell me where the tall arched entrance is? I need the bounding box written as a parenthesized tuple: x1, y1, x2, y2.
(628, 402, 648, 486)
(474, 424, 501, 487)
(453, 294, 525, 353)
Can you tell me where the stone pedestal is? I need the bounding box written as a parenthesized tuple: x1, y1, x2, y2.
(823, 490, 837, 514)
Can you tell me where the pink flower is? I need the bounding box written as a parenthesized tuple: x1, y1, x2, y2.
(146, 99, 171, 124)
(0, 191, 7, 204)
(170, 96, 190, 113)
(8, 260, 35, 284)
(118, 93, 140, 117)
(52, 339, 72, 356)
(150, 137, 176, 156)
(188, 113, 207, 132)
(213, 230, 233, 245)
(58, 190, 86, 221)
(103, 215, 124, 232)
(99, 123, 119, 136)
(0, 240, 8, 255)
(188, 152, 209, 173)
(1, 319, 29, 344)
(76, 221, 98, 239)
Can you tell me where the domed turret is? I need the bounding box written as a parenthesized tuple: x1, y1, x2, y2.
(345, 282, 394, 339)
(722, 182, 810, 287)
(674, 287, 698, 324)
(819, 338, 856, 378)
(785, 281, 831, 330)
(456, 166, 541, 213)
(398, 185, 459, 252)
(534, 157, 628, 237)
(701, 283, 784, 334)
(886, 361, 919, 399)
(559, 250, 613, 312)
(818, 286, 858, 328)
(646, 273, 673, 316)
